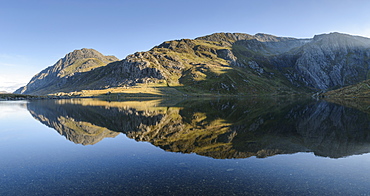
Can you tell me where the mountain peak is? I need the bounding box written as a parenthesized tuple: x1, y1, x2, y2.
(311, 32, 370, 49)
(195, 32, 299, 44)
(313, 32, 350, 40)
(69, 48, 101, 57)
(56, 48, 119, 72)
(254, 33, 299, 42)
(195, 32, 254, 44)
(313, 32, 370, 41)
(14, 48, 119, 95)
(63, 48, 116, 62)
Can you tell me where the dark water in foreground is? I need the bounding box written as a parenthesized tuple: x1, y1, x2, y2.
(1, 98, 370, 195)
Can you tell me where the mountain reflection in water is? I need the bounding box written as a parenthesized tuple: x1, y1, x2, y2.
(27, 98, 370, 159)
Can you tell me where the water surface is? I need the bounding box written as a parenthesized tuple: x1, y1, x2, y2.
(1, 98, 370, 195)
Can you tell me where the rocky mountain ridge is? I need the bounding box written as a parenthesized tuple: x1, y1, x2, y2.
(15, 32, 370, 96)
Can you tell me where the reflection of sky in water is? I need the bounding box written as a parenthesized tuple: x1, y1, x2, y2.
(0, 101, 28, 119)
(1, 101, 370, 195)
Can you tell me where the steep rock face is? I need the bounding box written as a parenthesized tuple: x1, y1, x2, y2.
(14, 48, 119, 95)
(277, 33, 370, 90)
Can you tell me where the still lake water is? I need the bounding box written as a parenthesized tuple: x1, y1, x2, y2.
(1, 97, 370, 195)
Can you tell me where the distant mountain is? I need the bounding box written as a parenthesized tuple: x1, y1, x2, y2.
(15, 32, 370, 96)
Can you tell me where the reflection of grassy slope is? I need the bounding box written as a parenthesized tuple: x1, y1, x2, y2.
(176, 98, 309, 158)
(121, 97, 309, 159)
(91, 98, 307, 159)
(28, 108, 119, 145)
(324, 97, 370, 114)
(47, 98, 291, 158)
(30, 97, 370, 158)
(229, 100, 309, 157)
(132, 107, 239, 159)
(59, 99, 242, 158)
(55, 98, 171, 112)
(57, 116, 119, 145)
(59, 116, 109, 136)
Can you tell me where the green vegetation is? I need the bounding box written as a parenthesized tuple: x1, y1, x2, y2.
(323, 79, 370, 98)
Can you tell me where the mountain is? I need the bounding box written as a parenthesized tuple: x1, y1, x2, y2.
(15, 32, 370, 96)
(14, 48, 119, 95)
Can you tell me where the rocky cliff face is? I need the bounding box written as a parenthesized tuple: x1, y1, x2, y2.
(16, 32, 370, 95)
(277, 33, 370, 90)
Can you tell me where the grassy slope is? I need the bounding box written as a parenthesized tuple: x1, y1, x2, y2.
(320, 79, 370, 118)
(58, 58, 107, 77)
(322, 79, 370, 98)
(149, 38, 310, 96)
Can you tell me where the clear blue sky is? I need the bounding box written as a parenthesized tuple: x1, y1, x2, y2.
(1, 0, 370, 92)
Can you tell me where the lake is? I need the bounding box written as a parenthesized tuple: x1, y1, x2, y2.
(1, 97, 370, 195)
